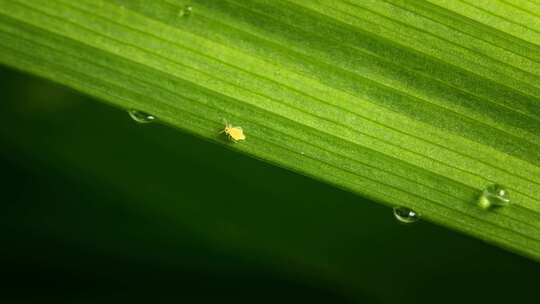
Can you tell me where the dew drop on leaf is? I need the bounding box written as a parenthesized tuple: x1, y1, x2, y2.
(393, 206, 420, 224)
(128, 109, 156, 124)
(178, 5, 192, 17)
(478, 184, 510, 209)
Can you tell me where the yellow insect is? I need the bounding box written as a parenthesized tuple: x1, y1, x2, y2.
(221, 121, 246, 142)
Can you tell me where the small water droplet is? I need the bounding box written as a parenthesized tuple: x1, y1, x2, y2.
(478, 184, 510, 209)
(128, 109, 155, 124)
(393, 206, 420, 224)
(178, 5, 192, 17)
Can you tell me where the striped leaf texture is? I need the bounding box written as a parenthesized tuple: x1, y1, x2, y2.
(0, 0, 539, 259)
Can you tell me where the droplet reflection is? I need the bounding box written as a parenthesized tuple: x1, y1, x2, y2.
(128, 109, 156, 124)
(393, 206, 420, 224)
(179, 5, 192, 17)
(478, 184, 510, 209)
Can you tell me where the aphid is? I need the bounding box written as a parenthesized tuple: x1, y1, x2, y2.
(221, 121, 246, 142)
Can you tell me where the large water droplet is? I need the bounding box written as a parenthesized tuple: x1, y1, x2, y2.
(478, 184, 510, 209)
(128, 109, 155, 124)
(393, 206, 420, 224)
(178, 5, 192, 17)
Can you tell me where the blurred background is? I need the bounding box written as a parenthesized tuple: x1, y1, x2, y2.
(1, 64, 539, 303)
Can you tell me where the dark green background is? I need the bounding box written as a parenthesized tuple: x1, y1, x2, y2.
(1, 65, 538, 303)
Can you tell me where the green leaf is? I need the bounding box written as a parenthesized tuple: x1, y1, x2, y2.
(0, 0, 539, 259)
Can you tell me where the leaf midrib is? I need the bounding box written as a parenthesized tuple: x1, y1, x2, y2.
(341, 0, 540, 78)
(392, 0, 540, 60)
(293, 0, 540, 104)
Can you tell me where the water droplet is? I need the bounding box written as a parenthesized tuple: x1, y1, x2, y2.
(478, 184, 510, 209)
(393, 206, 420, 224)
(128, 109, 155, 124)
(178, 5, 192, 17)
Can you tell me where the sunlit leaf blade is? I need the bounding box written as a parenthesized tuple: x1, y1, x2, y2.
(0, 0, 539, 259)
